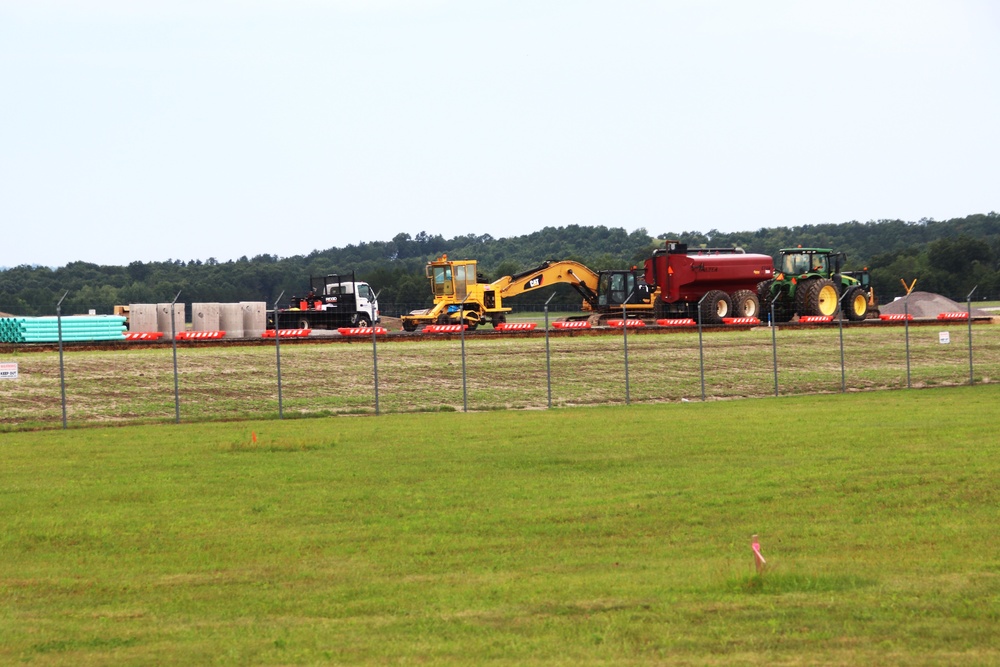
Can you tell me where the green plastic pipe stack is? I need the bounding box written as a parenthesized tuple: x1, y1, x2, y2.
(0, 316, 127, 343)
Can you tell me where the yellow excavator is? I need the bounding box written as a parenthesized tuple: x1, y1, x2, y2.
(400, 255, 654, 331)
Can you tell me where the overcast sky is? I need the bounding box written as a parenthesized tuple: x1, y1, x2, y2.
(2, 0, 998, 268)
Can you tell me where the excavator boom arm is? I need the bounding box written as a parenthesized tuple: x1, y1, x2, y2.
(490, 260, 601, 308)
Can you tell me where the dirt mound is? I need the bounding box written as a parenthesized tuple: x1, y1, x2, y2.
(379, 315, 402, 331)
(878, 291, 992, 318)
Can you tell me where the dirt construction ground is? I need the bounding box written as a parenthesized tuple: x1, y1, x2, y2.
(878, 291, 993, 318)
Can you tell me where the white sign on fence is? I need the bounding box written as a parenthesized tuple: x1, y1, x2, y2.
(939, 331, 951, 345)
(0, 362, 18, 380)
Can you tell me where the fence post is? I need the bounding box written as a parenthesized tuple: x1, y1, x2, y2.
(544, 293, 556, 409)
(697, 293, 707, 401)
(967, 285, 978, 386)
(372, 290, 381, 416)
(170, 290, 182, 423)
(56, 290, 69, 430)
(460, 294, 470, 413)
(273, 291, 285, 419)
(904, 295, 911, 389)
(838, 291, 846, 393)
(623, 301, 630, 405)
(771, 301, 778, 397)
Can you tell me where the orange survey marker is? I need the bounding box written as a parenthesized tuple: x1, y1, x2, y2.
(751, 534, 766, 574)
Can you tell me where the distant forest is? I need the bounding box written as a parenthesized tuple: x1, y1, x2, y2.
(1, 212, 998, 317)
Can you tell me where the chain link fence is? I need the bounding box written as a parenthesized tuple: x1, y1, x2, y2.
(1, 314, 997, 432)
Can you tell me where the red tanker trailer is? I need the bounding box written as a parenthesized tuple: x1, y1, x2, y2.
(643, 241, 774, 323)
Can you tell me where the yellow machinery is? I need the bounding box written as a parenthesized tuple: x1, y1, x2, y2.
(400, 256, 654, 331)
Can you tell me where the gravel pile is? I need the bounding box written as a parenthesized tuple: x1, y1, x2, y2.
(879, 291, 992, 318)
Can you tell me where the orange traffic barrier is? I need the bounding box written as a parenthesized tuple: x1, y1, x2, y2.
(797, 315, 832, 323)
(175, 331, 226, 340)
(607, 319, 646, 328)
(937, 312, 969, 320)
(656, 318, 696, 326)
(879, 314, 913, 322)
(495, 322, 537, 331)
(337, 327, 389, 336)
(424, 324, 467, 333)
(263, 329, 312, 337)
(551, 321, 591, 329)
(723, 317, 762, 325)
(124, 331, 164, 341)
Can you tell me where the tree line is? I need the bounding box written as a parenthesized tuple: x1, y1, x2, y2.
(1, 212, 997, 317)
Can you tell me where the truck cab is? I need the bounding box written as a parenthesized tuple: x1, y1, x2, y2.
(275, 272, 380, 330)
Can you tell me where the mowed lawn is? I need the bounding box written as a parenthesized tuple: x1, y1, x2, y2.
(1, 386, 998, 665)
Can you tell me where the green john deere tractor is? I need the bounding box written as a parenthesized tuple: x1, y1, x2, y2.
(756, 248, 877, 323)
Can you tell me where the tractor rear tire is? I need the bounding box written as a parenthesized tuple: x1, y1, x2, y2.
(843, 286, 868, 321)
(731, 290, 760, 319)
(699, 290, 732, 324)
(797, 278, 839, 317)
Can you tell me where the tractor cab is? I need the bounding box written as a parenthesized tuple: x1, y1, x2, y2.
(778, 249, 840, 278)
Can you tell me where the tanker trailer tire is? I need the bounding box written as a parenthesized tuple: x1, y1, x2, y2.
(699, 290, 732, 324)
(731, 290, 760, 319)
(298, 317, 310, 329)
(843, 286, 868, 321)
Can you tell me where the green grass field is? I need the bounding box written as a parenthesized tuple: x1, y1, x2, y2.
(2, 386, 998, 665)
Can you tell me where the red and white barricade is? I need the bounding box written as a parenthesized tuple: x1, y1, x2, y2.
(607, 319, 645, 328)
(262, 329, 313, 338)
(174, 331, 226, 340)
(551, 320, 592, 330)
(656, 318, 696, 326)
(797, 315, 832, 324)
(495, 322, 537, 332)
(337, 327, 389, 336)
(424, 324, 468, 333)
(937, 312, 969, 321)
(124, 331, 165, 341)
(879, 314, 913, 322)
(723, 317, 762, 325)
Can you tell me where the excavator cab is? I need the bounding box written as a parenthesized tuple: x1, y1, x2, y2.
(597, 271, 651, 307)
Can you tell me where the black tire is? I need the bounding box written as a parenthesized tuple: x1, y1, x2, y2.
(796, 278, 839, 317)
(843, 286, 868, 321)
(699, 290, 732, 324)
(297, 317, 310, 329)
(756, 280, 775, 323)
(492, 314, 507, 328)
(771, 298, 795, 322)
(731, 290, 760, 319)
(355, 315, 371, 327)
(402, 321, 418, 332)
